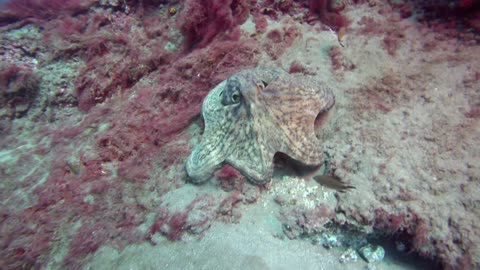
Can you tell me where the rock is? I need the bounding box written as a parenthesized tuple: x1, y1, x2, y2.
(273, 194, 288, 206)
(339, 248, 358, 263)
(359, 244, 385, 263)
(0, 65, 40, 119)
(317, 232, 339, 249)
(99, 0, 121, 7)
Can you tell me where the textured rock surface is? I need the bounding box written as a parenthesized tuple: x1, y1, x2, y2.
(0, 0, 479, 269)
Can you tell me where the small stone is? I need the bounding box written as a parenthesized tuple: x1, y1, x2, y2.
(242, 185, 260, 203)
(99, 0, 121, 7)
(164, 42, 178, 51)
(339, 248, 358, 263)
(311, 232, 338, 248)
(359, 244, 385, 263)
(273, 194, 288, 206)
(320, 232, 339, 249)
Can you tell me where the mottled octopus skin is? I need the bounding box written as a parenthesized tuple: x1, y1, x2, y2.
(186, 68, 335, 184)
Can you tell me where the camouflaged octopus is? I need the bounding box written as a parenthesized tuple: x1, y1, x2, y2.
(186, 68, 335, 185)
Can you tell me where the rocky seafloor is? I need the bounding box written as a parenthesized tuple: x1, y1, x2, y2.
(0, 0, 479, 269)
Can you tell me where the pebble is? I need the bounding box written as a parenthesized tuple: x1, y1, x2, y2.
(339, 248, 358, 263)
(311, 232, 339, 249)
(359, 244, 385, 263)
(321, 233, 339, 249)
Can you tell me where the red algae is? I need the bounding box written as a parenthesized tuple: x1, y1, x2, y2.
(1, 0, 95, 22)
(0, 0, 261, 267)
(308, 0, 350, 29)
(0, 64, 40, 118)
(177, 0, 251, 49)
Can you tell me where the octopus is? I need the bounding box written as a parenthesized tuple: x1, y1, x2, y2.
(185, 68, 335, 185)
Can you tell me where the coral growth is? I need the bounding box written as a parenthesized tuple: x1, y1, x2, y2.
(280, 205, 334, 239)
(263, 23, 302, 60)
(356, 14, 406, 56)
(216, 165, 246, 192)
(0, 64, 40, 119)
(308, 0, 349, 29)
(177, 0, 251, 49)
(1, 0, 95, 22)
(388, 0, 480, 44)
(288, 61, 306, 74)
(150, 209, 189, 241)
(0, 0, 261, 267)
(37, 10, 171, 111)
(149, 195, 218, 241)
(328, 46, 355, 76)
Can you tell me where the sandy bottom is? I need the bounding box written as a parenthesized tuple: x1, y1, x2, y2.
(87, 191, 431, 270)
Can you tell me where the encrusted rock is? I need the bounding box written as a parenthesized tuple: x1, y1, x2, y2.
(312, 232, 339, 249)
(339, 248, 358, 263)
(0, 65, 40, 119)
(99, 0, 122, 7)
(359, 244, 385, 263)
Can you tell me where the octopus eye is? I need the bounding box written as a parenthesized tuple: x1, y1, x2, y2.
(256, 80, 268, 91)
(221, 78, 242, 106)
(232, 92, 240, 103)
